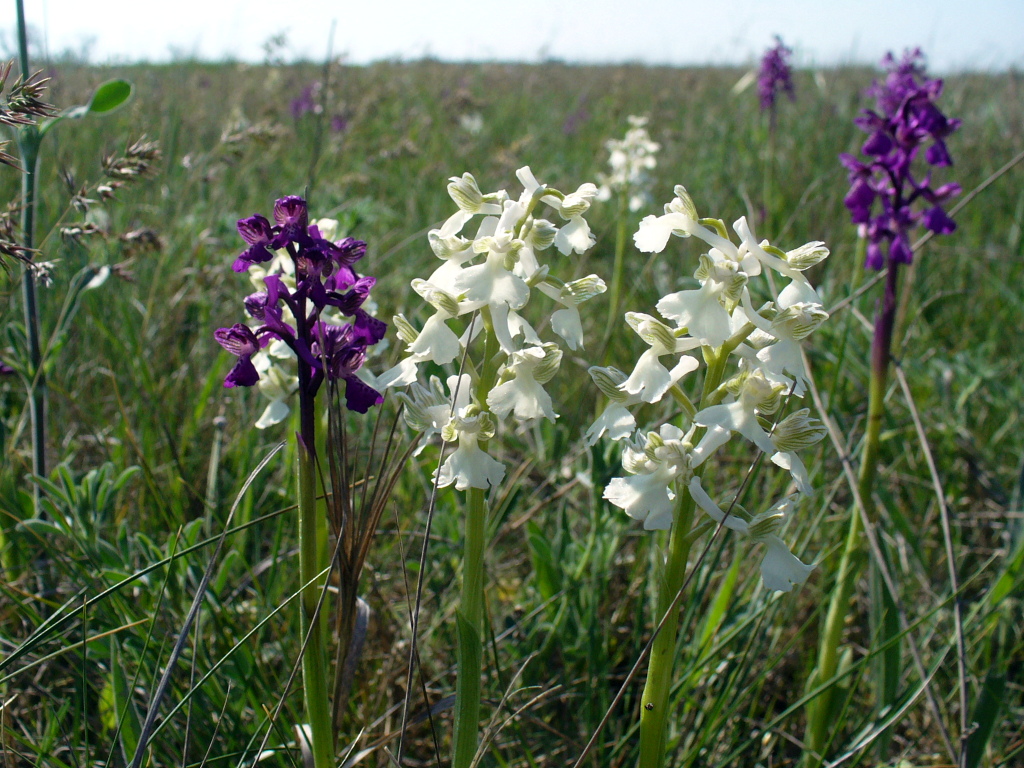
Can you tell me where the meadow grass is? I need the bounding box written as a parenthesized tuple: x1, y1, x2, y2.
(1, 59, 1023, 767)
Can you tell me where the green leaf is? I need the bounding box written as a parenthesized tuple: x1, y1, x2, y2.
(109, 636, 142, 764)
(64, 80, 133, 119)
(86, 79, 133, 113)
(526, 521, 561, 601)
(41, 79, 134, 135)
(965, 664, 1007, 768)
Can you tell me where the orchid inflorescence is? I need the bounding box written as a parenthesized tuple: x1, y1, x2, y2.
(596, 115, 660, 212)
(841, 49, 961, 270)
(589, 185, 829, 592)
(381, 167, 606, 490)
(214, 196, 386, 418)
(757, 36, 795, 115)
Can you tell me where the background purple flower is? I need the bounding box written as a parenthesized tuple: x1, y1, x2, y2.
(290, 82, 322, 119)
(758, 36, 795, 114)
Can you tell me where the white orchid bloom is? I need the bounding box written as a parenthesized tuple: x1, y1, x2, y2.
(620, 313, 701, 403)
(440, 172, 505, 238)
(538, 274, 606, 351)
(597, 116, 660, 211)
(693, 372, 783, 455)
(688, 477, 814, 592)
(395, 373, 472, 442)
(487, 344, 562, 421)
(768, 408, 827, 494)
(603, 424, 694, 530)
(740, 294, 829, 395)
(438, 405, 505, 490)
(585, 366, 641, 445)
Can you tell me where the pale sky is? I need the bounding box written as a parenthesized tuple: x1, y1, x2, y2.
(3, 0, 1023, 72)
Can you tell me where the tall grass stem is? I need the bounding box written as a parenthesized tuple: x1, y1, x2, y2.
(16, 0, 45, 513)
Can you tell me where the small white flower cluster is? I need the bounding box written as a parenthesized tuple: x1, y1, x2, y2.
(590, 185, 830, 592)
(596, 115, 661, 212)
(382, 168, 606, 491)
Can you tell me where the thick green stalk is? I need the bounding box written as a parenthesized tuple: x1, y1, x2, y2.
(636, 347, 729, 768)
(452, 486, 487, 768)
(803, 265, 898, 766)
(297, 439, 333, 768)
(451, 307, 501, 768)
(637, 494, 694, 768)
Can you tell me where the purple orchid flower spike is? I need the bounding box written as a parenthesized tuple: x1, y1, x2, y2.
(841, 48, 961, 269)
(214, 195, 386, 413)
(758, 36, 795, 115)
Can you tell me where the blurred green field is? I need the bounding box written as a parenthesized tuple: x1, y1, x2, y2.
(1, 59, 1022, 767)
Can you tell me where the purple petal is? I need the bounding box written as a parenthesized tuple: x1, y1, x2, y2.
(273, 196, 308, 228)
(244, 291, 269, 320)
(922, 206, 956, 235)
(237, 215, 274, 246)
(925, 140, 952, 167)
(351, 309, 388, 345)
(215, 324, 260, 357)
(862, 130, 893, 157)
(344, 375, 383, 413)
(865, 241, 885, 270)
(890, 235, 913, 264)
(224, 356, 259, 388)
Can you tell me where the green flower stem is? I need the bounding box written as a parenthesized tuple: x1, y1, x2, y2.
(16, 0, 45, 511)
(637, 492, 695, 768)
(636, 346, 729, 768)
(804, 265, 898, 766)
(298, 440, 333, 767)
(451, 306, 501, 768)
(298, 427, 333, 768)
(452, 485, 487, 768)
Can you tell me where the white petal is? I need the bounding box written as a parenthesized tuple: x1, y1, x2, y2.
(516, 166, 541, 193)
(759, 536, 815, 592)
(634, 213, 689, 253)
(604, 474, 674, 530)
(690, 424, 732, 467)
(446, 374, 474, 412)
(756, 341, 807, 395)
(657, 285, 732, 347)
(255, 399, 291, 429)
(376, 358, 421, 389)
(487, 374, 556, 421)
(771, 451, 812, 495)
(440, 209, 474, 238)
(687, 476, 749, 534)
(507, 310, 542, 347)
(455, 256, 530, 310)
(585, 403, 636, 445)
(694, 402, 776, 455)
(489, 302, 517, 355)
(667, 354, 701, 385)
(554, 216, 595, 255)
(550, 306, 583, 350)
(622, 349, 672, 404)
(778, 278, 822, 308)
(438, 442, 505, 490)
(409, 314, 462, 365)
